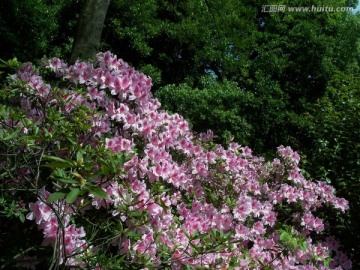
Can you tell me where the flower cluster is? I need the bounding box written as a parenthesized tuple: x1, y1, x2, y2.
(26, 188, 87, 266)
(5, 51, 352, 269)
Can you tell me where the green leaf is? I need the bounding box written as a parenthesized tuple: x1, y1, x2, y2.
(125, 230, 142, 240)
(0, 59, 8, 68)
(47, 192, 66, 203)
(89, 187, 108, 199)
(76, 150, 84, 166)
(58, 177, 78, 184)
(324, 257, 331, 267)
(66, 188, 80, 204)
(43, 155, 75, 168)
(19, 213, 25, 223)
(290, 238, 298, 249)
(157, 197, 169, 210)
(3, 127, 21, 141)
(300, 242, 307, 252)
(280, 231, 289, 242)
(224, 231, 232, 240)
(124, 153, 135, 163)
(99, 159, 110, 175)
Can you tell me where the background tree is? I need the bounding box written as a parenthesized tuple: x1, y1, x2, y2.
(297, 66, 360, 263)
(103, 0, 257, 87)
(0, 0, 81, 63)
(69, 0, 110, 63)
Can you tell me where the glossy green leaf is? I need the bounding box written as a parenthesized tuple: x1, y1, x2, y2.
(89, 187, 108, 199)
(66, 188, 80, 204)
(47, 192, 66, 203)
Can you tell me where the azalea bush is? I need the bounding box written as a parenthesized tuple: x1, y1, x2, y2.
(0, 52, 352, 269)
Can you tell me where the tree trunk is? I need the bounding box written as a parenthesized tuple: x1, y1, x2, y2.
(69, 0, 110, 63)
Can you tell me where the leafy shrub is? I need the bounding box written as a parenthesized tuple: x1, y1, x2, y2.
(296, 69, 360, 267)
(0, 53, 352, 269)
(155, 73, 290, 156)
(156, 78, 255, 146)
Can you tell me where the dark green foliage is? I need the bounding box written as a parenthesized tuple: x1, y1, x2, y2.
(104, 0, 257, 88)
(297, 68, 360, 264)
(156, 78, 255, 146)
(156, 76, 289, 155)
(0, 0, 57, 62)
(0, 0, 81, 63)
